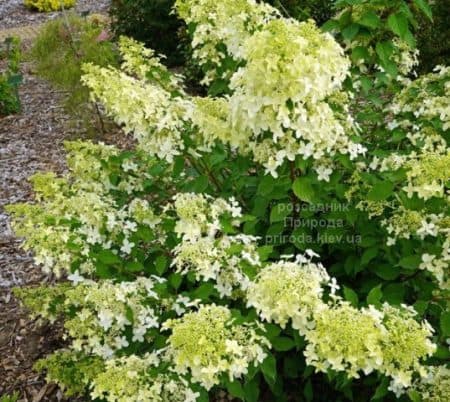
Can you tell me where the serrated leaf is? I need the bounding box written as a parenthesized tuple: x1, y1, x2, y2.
(270, 203, 291, 223)
(358, 11, 381, 29)
(293, 177, 315, 203)
(374, 264, 400, 280)
(169, 273, 182, 290)
(375, 41, 394, 62)
(264, 323, 282, 340)
(193, 283, 216, 300)
(155, 255, 168, 275)
(342, 23, 360, 41)
(367, 182, 394, 201)
(97, 250, 121, 265)
(243, 377, 260, 402)
(383, 283, 405, 305)
(387, 13, 409, 39)
(413, 0, 432, 20)
(303, 379, 313, 402)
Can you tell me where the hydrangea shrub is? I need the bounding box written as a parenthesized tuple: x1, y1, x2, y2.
(8, 0, 449, 401)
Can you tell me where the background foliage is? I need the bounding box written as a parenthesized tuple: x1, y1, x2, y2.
(0, 37, 22, 117)
(30, 13, 118, 135)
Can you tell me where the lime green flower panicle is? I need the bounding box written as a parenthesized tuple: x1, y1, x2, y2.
(163, 305, 269, 390)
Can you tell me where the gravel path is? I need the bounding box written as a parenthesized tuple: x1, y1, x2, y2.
(0, 0, 111, 29)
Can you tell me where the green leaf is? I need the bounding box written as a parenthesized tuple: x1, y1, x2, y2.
(343, 286, 359, 307)
(413, 0, 432, 20)
(95, 262, 116, 279)
(440, 312, 450, 336)
(407, 389, 422, 402)
(292, 177, 315, 203)
(261, 354, 277, 384)
(387, 13, 408, 39)
(125, 261, 144, 272)
(257, 245, 274, 262)
(226, 380, 245, 399)
(374, 264, 400, 280)
(169, 273, 182, 290)
(243, 378, 260, 402)
(351, 46, 370, 62)
(155, 255, 168, 275)
(367, 182, 394, 201)
(358, 11, 381, 29)
(371, 377, 389, 400)
(383, 283, 405, 305)
(272, 337, 296, 352)
(193, 283, 216, 300)
(342, 23, 360, 41)
(398, 255, 421, 270)
(257, 175, 276, 197)
(303, 379, 313, 402)
(97, 250, 121, 265)
(321, 19, 339, 32)
(375, 41, 394, 62)
(361, 246, 378, 266)
(270, 203, 291, 223)
(264, 323, 282, 340)
(191, 175, 209, 193)
(367, 284, 383, 307)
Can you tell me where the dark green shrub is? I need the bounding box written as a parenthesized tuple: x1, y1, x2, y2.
(417, 0, 450, 72)
(31, 13, 119, 134)
(267, 0, 335, 25)
(0, 37, 22, 117)
(109, 0, 183, 66)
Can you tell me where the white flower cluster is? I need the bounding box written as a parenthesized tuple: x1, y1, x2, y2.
(419, 236, 450, 290)
(163, 304, 269, 390)
(82, 63, 192, 163)
(390, 66, 450, 131)
(303, 303, 436, 396)
(7, 142, 163, 277)
(63, 277, 164, 357)
(184, 3, 363, 177)
(83, 0, 364, 179)
(172, 193, 242, 241)
(413, 365, 450, 402)
(246, 256, 331, 332)
(91, 352, 200, 402)
(171, 193, 259, 297)
(118, 36, 184, 92)
(175, 0, 278, 85)
(246, 252, 436, 394)
(173, 235, 260, 297)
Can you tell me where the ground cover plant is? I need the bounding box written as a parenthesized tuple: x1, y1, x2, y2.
(0, 37, 22, 116)
(7, 0, 449, 401)
(24, 0, 76, 12)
